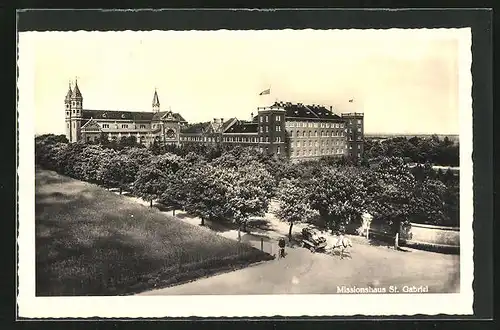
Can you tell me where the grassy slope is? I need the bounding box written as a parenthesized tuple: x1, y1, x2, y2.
(35, 169, 273, 296)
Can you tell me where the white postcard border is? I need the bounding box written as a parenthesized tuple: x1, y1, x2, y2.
(17, 27, 473, 318)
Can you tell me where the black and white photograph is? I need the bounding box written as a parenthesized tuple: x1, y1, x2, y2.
(17, 16, 474, 318)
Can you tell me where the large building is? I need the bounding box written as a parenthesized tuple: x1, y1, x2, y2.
(64, 82, 364, 160)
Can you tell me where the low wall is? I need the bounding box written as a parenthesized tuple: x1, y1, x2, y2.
(405, 223, 460, 248)
(357, 221, 460, 253)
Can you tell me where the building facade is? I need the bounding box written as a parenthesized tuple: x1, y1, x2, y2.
(64, 82, 364, 160)
(64, 81, 187, 146)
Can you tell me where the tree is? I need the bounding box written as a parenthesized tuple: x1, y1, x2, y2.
(410, 179, 447, 226)
(370, 157, 416, 250)
(182, 164, 229, 226)
(223, 163, 274, 240)
(275, 178, 313, 240)
(133, 164, 169, 207)
(97, 152, 135, 194)
(76, 144, 110, 184)
(309, 167, 368, 233)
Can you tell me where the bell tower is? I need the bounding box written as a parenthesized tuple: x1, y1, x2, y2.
(64, 81, 72, 141)
(152, 88, 160, 113)
(70, 78, 84, 142)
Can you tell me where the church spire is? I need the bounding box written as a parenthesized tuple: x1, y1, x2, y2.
(65, 81, 72, 101)
(71, 77, 82, 99)
(152, 88, 160, 113)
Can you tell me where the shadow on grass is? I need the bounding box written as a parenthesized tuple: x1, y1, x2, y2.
(35, 170, 274, 296)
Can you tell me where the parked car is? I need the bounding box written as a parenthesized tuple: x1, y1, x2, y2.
(301, 227, 327, 253)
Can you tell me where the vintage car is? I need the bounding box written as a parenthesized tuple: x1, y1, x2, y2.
(301, 227, 328, 252)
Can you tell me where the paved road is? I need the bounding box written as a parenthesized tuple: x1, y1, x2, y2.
(138, 237, 460, 295)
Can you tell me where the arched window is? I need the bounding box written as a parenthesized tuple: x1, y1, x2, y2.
(302, 131, 306, 137)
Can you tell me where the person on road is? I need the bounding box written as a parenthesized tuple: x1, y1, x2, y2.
(278, 238, 286, 259)
(334, 230, 352, 260)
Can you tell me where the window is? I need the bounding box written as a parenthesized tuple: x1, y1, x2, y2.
(87, 136, 91, 142)
(349, 146, 353, 149)
(260, 136, 263, 142)
(259, 147, 263, 153)
(321, 131, 324, 137)
(309, 141, 312, 147)
(265, 115, 269, 122)
(73, 122, 76, 128)
(314, 131, 318, 137)
(308, 122, 313, 128)
(102, 124, 109, 128)
(72, 110, 75, 114)
(277, 146, 281, 154)
(276, 126, 281, 131)
(122, 124, 128, 128)
(266, 136, 269, 142)
(276, 136, 281, 143)
(265, 126, 269, 133)
(276, 115, 281, 121)
(260, 116, 263, 123)
(302, 131, 306, 137)
(357, 119, 362, 124)
(260, 126, 263, 133)
(140, 124, 146, 129)
(315, 141, 318, 147)
(357, 128, 361, 133)
(326, 123, 330, 128)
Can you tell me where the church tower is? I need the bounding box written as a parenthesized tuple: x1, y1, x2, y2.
(69, 79, 83, 142)
(152, 89, 160, 113)
(64, 82, 72, 141)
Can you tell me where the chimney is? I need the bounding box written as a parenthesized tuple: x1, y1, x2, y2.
(220, 118, 224, 123)
(330, 106, 332, 111)
(250, 112, 254, 120)
(213, 118, 217, 123)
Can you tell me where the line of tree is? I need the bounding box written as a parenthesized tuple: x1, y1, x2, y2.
(35, 134, 459, 249)
(363, 135, 459, 167)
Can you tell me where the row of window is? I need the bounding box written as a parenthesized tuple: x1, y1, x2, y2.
(290, 130, 346, 138)
(181, 136, 218, 143)
(259, 115, 281, 123)
(286, 121, 345, 129)
(98, 124, 148, 129)
(180, 135, 285, 143)
(259, 125, 282, 133)
(291, 149, 345, 157)
(293, 140, 346, 148)
(348, 119, 363, 125)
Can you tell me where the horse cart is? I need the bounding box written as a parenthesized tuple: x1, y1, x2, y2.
(300, 227, 327, 253)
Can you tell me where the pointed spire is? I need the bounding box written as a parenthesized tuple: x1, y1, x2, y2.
(71, 77, 82, 99)
(152, 88, 160, 107)
(65, 80, 72, 101)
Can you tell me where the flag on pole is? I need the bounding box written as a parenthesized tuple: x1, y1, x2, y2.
(259, 88, 271, 96)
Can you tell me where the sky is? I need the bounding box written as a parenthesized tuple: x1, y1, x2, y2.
(20, 29, 467, 135)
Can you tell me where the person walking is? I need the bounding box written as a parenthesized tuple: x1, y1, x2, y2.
(278, 237, 286, 259)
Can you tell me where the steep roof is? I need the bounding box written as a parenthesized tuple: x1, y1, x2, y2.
(71, 80, 82, 99)
(65, 83, 72, 101)
(82, 109, 186, 122)
(181, 122, 211, 134)
(271, 101, 343, 121)
(221, 117, 238, 132)
(152, 90, 160, 106)
(225, 121, 258, 134)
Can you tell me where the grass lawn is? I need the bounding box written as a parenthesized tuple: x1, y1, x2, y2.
(35, 168, 273, 296)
